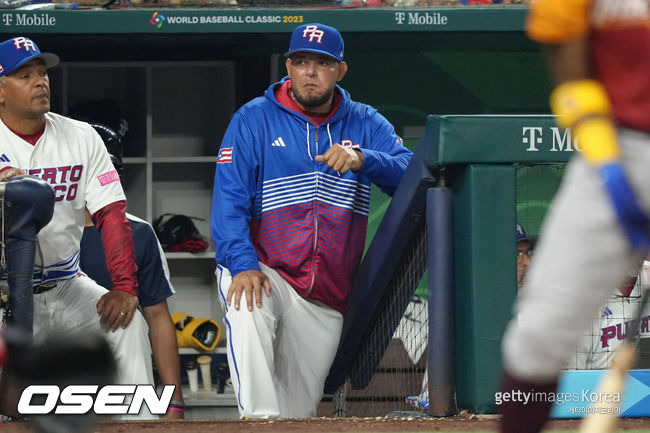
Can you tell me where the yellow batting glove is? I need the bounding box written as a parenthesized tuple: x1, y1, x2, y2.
(550, 79, 620, 165)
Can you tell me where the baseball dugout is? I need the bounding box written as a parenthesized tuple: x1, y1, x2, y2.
(325, 115, 593, 417)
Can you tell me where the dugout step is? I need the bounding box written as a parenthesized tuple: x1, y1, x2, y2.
(181, 386, 239, 420)
(175, 350, 239, 419)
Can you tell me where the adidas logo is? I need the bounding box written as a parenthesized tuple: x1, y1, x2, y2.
(271, 137, 286, 147)
(601, 307, 613, 318)
(0, 154, 9, 163)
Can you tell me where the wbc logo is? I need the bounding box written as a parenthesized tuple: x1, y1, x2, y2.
(302, 25, 324, 43)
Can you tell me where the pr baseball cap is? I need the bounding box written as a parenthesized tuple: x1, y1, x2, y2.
(0, 36, 59, 77)
(516, 223, 528, 242)
(284, 23, 344, 62)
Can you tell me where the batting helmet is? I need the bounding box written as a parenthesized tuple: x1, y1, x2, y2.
(171, 312, 221, 352)
(90, 122, 122, 175)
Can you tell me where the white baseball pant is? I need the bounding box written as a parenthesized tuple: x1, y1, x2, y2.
(33, 274, 156, 420)
(217, 263, 343, 418)
(503, 128, 650, 382)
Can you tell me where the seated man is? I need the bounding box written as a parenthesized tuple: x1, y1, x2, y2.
(516, 223, 533, 290)
(0, 36, 154, 419)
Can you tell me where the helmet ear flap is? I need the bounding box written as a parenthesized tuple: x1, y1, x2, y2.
(172, 312, 221, 352)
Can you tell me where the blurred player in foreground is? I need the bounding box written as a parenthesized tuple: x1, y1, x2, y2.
(211, 23, 412, 418)
(499, 3, 650, 432)
(80, 124, 184, 419)
(0, 36, 154, 418)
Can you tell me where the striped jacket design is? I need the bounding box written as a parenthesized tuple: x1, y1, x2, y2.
(211, 77, 412, 314)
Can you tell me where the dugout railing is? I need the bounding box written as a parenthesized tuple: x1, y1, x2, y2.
(325, 114, 574, 416)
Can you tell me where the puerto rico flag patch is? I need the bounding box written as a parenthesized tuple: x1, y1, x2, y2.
(218, 147, 233, 164)
(97, 170, 120, 186)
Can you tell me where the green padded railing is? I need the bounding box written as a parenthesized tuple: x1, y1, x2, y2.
(422, 114, 571, 413)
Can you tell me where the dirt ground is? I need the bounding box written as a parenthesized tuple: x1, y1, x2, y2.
(1, 415, 650, 433)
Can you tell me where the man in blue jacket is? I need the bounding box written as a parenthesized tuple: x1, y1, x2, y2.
(211, 23, 413, 418)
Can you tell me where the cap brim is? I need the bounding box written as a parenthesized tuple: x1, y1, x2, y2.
(0, 51, 60, 76)
(39, 52, 60, 69)
(284, 48, 341, 62)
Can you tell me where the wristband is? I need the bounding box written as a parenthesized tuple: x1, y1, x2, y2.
(550, 79, 620, 165)
(169, 400, 185, 407)
(167, 406, 185, 413)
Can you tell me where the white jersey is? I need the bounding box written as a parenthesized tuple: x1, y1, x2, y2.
(0, 112, 124, 284)
(567, 261, 650, 370)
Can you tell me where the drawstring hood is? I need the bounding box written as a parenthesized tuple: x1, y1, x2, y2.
(270, 77, 347, 173)
(325, 123, 341, 176)
(267, 77, 350, 126)
(326, 123, 333, 148)
(306, 122, 312, 160)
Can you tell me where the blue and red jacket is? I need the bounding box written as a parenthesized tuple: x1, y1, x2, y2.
(211, 78, 412, 314)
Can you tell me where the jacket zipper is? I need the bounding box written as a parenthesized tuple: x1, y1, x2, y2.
(308, 124, 319, 295)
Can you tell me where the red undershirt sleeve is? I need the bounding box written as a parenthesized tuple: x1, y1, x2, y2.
(92, 201, 138, 296)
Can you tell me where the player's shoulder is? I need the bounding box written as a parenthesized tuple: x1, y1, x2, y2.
(126, 213, 156, 235)
(344, 98, 388, 129)
(239, 95, 273, 116)
(340, 88, 377, 117)
(46, 112, 97, 136)
(230, 96, 276, 135)
(526, 0, 591, 44)
(347, 99, 377, 116)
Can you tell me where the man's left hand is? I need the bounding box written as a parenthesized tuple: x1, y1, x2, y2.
(0, 167, 26, 182)
(96, 291, 139, 332)
(315, 144, 363, 173)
